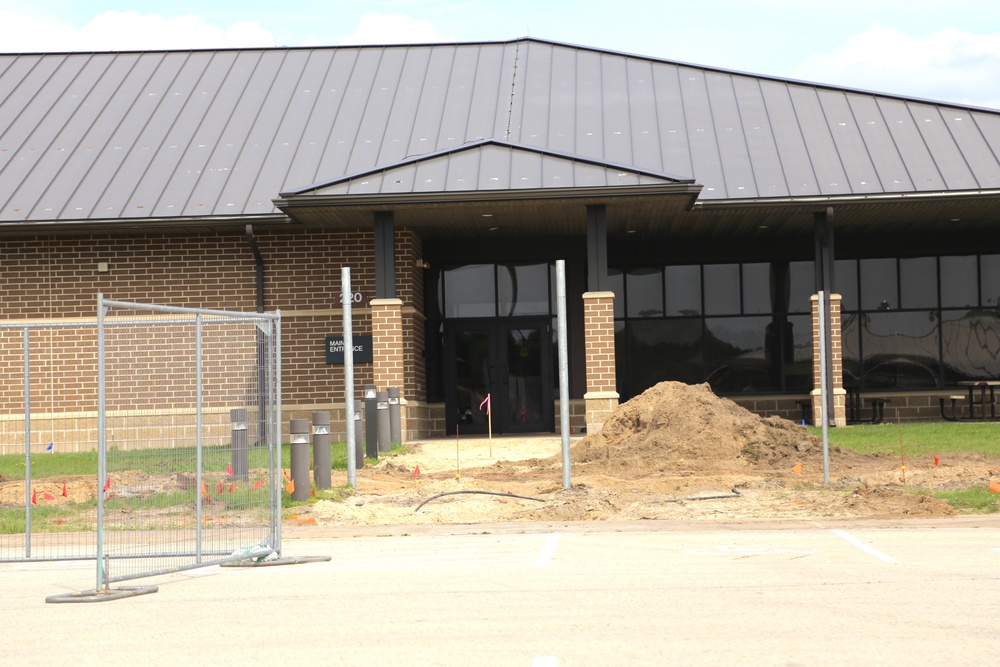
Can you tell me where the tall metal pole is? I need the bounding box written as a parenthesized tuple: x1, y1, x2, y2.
(557, 260, 571, 489)
(96, 294, 107, 591)
(342, 267, 357, 490)
(818, 290, 830, 485)
(23, 328, 32, 559)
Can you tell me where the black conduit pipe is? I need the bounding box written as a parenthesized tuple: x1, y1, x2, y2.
(414, 490, 545, 512)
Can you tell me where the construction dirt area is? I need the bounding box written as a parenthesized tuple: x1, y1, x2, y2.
(296, 381, 1000, 527)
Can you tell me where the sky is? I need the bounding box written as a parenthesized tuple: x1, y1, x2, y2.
(1, 1, 999, 109)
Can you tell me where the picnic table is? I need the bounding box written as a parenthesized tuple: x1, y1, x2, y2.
(940, 381, 1000, 420)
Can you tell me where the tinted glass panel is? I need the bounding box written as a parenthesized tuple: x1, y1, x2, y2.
(624, 319, 704, 398)
(788, 261, 814, 314)
(861, 311, 939, 388)
(841, 311, 862, 387)
(981, 255, 1000, 308)
(664, 265, 701, 316)
(608, 268, 625, 319)
(498, 263, 550, 316)
(704, 264, 741, 315)
(941, 310, 1000, 382)
(900, 257, 937, 309)
(860, 258, 897, 311)
(704, 316, 774, 392)
(785, 314, 813, 391)
(940, 256, 977, 308)
(835, 259, 858, 311)
(444, 265, 495, 317)
(626, 268, 664, 318)
(742, 263, 772, 314)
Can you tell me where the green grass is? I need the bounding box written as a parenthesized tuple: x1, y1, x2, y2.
(808, 421, 1000, 456)
(922, 487, 1000, 513)
(0, 441, 405, 481)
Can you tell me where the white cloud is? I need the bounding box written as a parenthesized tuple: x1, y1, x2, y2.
(338, 12, 454, 45)
(0, 9, 276, 52)
(794, 26, 1000, 109)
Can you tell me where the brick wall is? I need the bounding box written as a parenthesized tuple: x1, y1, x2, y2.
(582, 291, 619, 433)
(0, 226, 432, 443)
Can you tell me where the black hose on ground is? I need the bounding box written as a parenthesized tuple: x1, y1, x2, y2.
(414, 490, 546, 512)
(654, 488, 743, 503)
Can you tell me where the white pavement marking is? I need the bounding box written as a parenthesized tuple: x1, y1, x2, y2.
(830, 529, 898, 563)
(534, 533, 559, 567)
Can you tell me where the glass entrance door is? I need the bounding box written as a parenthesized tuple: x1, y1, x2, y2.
(445, 318, 553, 435)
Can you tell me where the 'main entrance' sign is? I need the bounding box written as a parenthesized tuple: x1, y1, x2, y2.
(325, 335, 373, 364)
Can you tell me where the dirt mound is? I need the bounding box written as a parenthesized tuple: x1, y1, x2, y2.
(572, 382, 821, 473)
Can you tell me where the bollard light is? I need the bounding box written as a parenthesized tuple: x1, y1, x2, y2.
(288, 418, 310, 501)
(230, 408, 249, 482)
(311, 412, 332, 491)
(376, 390, 390, 453)
(388, 387, 401, 446)
(354, 399, 364, 469)
(364, 385, 378, 459)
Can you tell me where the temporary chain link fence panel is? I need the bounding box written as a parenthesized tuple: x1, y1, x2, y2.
(1, 322, 100, 563)
(95, 297, 282, 589)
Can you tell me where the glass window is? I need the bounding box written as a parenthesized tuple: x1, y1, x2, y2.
(608, 268, 625, 319)
(835, 259, 858, 311)
(784, 314, 813, 391)
(742, 263, 772, 314)
(941, 310, 1000, 382)
(940, 256, 977, 308)
(626, 268, 664, 318)
(625, 319, 704, 397)
(861, 311, 940, 388)
(900, 257, 937, 309)
(981, 255, 1000, 308)
(788, 261, 814, 314)
(704, 316, 774, 392)
(704, 264, 741, 315)
(498, 263, 550, 316)
(860, 258, 897, 311)
(664, 265, 701, 316)
(443, 264, 495, 317)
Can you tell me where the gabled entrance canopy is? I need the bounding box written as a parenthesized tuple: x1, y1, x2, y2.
(273, 139, 701, 239)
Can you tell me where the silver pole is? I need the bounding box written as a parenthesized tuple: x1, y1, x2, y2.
(23, 328, 31, 559)
(342, 267, 357, 490)
(195, 313, 204, 561)
(818, 290, 830, 485)
(96, 294, 107, 591)
(557, 260, 571, 489)
(273, 311, 283, 554)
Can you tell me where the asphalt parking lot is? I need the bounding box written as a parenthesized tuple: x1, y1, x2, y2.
(5, 517, 999, 666)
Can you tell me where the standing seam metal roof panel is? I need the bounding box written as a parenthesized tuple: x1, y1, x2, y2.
(598, 54, 634, 168)
(878, 97, 943, 191)
(626, 58, 666, 174)
(545, 46, 578, 155)
(911, 102, 977, 190)
(758, 78, 818, 196)
(787, 85, 849, 196)
(847, 93, 911, 193)
(818, 89, 883, 195)
(704, 70, 758, 199)
(946, 110, 1000, 189)
(730, 76, 788, 198)
(679, 66, 726, 198)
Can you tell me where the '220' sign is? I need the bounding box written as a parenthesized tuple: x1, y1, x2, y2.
(335, 292, 370, 306)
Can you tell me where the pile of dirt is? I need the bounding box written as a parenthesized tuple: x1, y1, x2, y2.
(571, 381, 821, 473)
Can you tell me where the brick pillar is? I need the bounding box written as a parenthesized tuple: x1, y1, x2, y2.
(811, 293, 846, 427)
(583, 291, 619, 435)
(371, 297, 404, 397)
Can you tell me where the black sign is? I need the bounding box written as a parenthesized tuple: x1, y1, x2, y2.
(325, 335, 373, 364)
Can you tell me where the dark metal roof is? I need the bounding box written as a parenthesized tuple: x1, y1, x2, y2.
(2, 38, 999, 230)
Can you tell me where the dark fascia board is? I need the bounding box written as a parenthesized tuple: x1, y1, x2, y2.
(692, 187, 1000, 209)
(0, 213, 295, 235)
(278, 139, 695, 198)
(275, 182, 704, 211)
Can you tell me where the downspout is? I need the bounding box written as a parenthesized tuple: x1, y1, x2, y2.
(246, 224, 265, 313)
(246, 224, 267, 446)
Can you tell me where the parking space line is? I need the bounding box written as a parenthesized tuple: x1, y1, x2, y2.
(533, 533, 559, 566)
(829, 529, 898, 563)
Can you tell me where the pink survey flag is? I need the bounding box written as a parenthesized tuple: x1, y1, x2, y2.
(479, 394, 491, 415)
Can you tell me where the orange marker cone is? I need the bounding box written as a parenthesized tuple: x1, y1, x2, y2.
(253, 478, 263, 489)
(61, 482, 67, 497)
(791, 462, 803, 475)
(285, 479, 295, 494)
(31, 488, 37, 504)
(201, 481, 207, 496)
(933, 455, 940, 466)
(218, 481, 224, 494)
(412, 465, 421, 478)
(989, 479, 1000, 493)
(226, 463, 233, 476)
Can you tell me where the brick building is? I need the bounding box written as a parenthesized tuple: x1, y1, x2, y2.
(2, 38, 1000, 447)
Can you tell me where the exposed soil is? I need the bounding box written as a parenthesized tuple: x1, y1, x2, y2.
(298, 382, 1000, 526)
